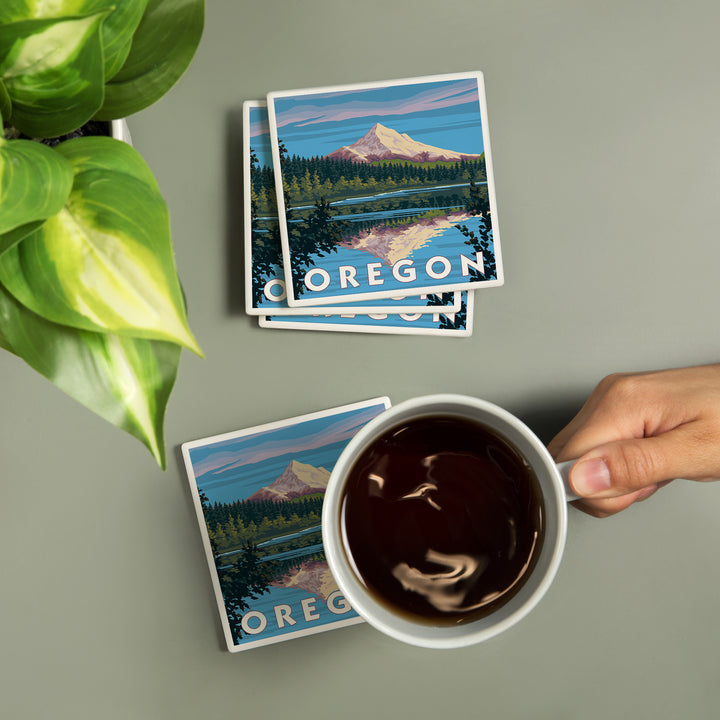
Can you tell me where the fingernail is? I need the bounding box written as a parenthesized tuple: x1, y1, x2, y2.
(572, 458, 612, 496)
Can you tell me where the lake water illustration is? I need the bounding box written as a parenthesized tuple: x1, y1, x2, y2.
(284, 205, 495, 305)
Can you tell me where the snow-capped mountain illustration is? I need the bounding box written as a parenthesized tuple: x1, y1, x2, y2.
(325, 122, 481, 163)
(246, 460, 330, 502)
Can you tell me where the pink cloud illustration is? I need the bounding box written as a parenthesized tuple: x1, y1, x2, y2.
(274, 79, 479, 129)
(190, 406, 385, 479)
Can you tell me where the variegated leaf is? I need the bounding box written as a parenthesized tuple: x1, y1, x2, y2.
(0, 1, 149, 81)
(0, 12, 108, 137)
(0, 320, 12, 352)
(0, 280, 180, 467)
(0, 136, 202, 355)
(0, 134, 73, 234)
(0, 220, 44, 257)
(98, 0, 204, 119)
(0, 80, 11, 121)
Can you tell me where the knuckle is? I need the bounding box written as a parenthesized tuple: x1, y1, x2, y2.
(694, 421, 720, 449)
(683, 423, 720, 479)
(602, 373, 647, 406)
(595, 372, 625, 395)
(612, 443, 658, 490)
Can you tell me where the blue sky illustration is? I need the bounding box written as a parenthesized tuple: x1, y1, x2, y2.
(249, 104, 272, 166)
(187, 401, 388, 505)
(265, 75, 486, 160)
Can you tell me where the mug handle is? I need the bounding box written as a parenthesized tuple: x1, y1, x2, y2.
(556, 460, 581, 502)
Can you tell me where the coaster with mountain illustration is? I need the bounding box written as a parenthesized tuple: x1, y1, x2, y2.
(181, 397, 391, 651)
(266, 71, 503, 308)
(244, 100, 460, 317)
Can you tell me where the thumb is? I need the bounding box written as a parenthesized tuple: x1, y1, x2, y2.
(569, 428, 697, 499)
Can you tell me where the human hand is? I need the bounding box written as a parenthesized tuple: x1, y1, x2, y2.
(548, 364, 720, 517)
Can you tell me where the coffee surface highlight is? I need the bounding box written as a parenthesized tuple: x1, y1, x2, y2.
(340, 415, 545, 625)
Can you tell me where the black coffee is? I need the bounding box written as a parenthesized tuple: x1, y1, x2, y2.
(340, 415, 545, 625)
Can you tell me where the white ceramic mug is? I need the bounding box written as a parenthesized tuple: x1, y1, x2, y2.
(321, 394, 577, 649)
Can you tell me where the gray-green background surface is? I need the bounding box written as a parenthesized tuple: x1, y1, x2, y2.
(2, 2, 719, 718)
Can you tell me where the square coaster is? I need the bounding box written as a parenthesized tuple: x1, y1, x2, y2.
(260, 290, 473, 337)
(244, 100, 459, 316)
(267, 72, 502, 307)
(181, 398, 391, 651)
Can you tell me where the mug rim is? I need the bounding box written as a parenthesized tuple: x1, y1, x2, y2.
(321, 393, 569, 649)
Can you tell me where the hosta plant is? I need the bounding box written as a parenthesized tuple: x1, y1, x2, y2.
(0, 0, 205, 468)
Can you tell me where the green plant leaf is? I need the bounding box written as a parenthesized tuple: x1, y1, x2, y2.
(0, 2, 34, 23)
(87, 0, 150, 81)
(0, 321, 13, 352)
(0, 12, 108, 137)
(58, 130, 160, 190)
(0, 79, 11, 122)
(97, 0, 204, 119)
(0, 220, 44, 257)
(0, 280, 180, 467)
(0, 1, 151, 82)
(0, 135, 73, 234)
(0, 136, 202, 354)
